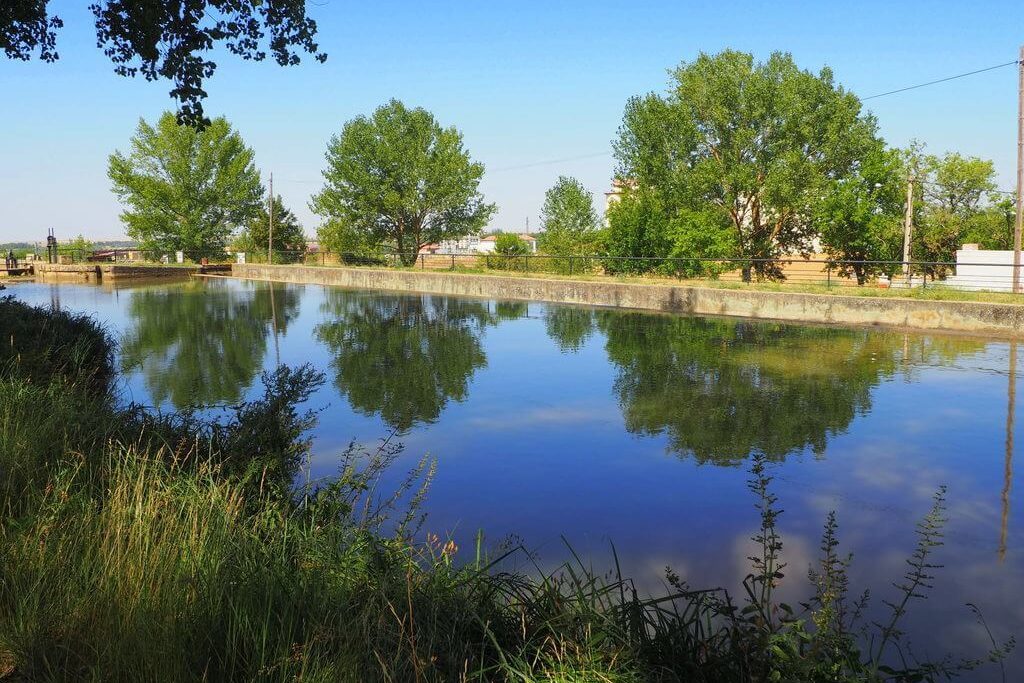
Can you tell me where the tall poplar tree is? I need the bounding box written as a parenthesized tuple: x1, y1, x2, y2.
(614, 50, 881, 280)
(108, 112, 263, 259)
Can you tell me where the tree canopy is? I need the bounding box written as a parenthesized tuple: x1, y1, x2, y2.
(614, 50, 882, 280)
(814, 146, 905, 283)
(1, 1, 325, 125)
(913, 150, 1012, 269)
(108, 112, 263, 259)
(311, 99, 495, 266)
(239, 194, 306, 262)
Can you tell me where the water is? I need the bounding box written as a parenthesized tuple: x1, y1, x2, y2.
(9, 278, 1024, 676)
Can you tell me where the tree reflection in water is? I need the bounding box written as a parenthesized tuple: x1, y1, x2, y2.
(545, 308, 984, 466)
(316, 291, 527, 432)
(120, 280, 300, 408)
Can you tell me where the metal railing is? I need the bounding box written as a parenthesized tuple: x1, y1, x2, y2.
(236, 250, 1024, 294)
(22, 246, 1024, 294)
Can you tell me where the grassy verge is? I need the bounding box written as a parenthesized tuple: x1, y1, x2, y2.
(0, 295, 1013, 681)
(274, 258, 1024, 306)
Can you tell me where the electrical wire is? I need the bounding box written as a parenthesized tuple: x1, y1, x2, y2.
(862, 59, 1021, 100)
(488, 151, 612, 172)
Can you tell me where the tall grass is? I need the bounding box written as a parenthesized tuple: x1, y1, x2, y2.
(0, 297, 1014, 681)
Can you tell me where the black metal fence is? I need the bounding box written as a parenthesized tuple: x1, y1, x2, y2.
(240, 251, 1024, 293)
(21, 246, 1024, 294)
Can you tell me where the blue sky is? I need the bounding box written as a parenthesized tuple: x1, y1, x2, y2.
(1, 0, 1022, 243)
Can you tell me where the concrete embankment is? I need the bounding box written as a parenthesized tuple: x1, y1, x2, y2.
(33, 263, 231, 282)
(230, 263, 1024, 338)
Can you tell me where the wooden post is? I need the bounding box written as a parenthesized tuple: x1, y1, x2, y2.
(1014, 46, 1024, 293)
(902, 175, 915, 286)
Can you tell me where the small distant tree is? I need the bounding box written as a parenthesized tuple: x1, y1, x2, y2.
(915, 152, 1003, 272)
(311, 100, 495, 266)
(239, 194, 306, 263)
(108, 112, 263, 259)
(539, 176, 600, 259)
(495, 233, 528, 255)
(65, 234, 95, 259)
(490, 233, 529, 270)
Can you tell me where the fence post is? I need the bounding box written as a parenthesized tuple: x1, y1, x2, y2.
(451, 254, 455, 271)
(569, 256, 574, 276)
(525, 254, 530, 272)
(826, 263, 832, 289)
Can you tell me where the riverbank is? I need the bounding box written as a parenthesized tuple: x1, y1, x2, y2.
(231, 263, 1024, 338)
(0, 297, 1010, 681)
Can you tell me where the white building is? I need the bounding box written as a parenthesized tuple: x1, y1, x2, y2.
(436, 235, 481, 254)
(476, 234, 537, 254)
(943, 244, 1018, 292)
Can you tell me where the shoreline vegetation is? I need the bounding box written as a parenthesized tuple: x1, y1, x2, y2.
(0, 295, 1014, 681)
(247, 258, 1024, 306)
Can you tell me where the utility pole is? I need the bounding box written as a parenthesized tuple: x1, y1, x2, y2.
(902, 175, 915, 285)
(1014, 45, 1024, 294)
(267, 172, 275, 265)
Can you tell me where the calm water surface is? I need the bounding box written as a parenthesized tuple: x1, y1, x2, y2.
(11, 278, 1024, 676)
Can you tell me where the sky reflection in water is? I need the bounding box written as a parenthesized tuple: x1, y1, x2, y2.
(10, 278, 1023, 678)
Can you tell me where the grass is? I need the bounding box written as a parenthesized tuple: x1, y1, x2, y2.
(239, 256, 1024, 306)
(0, 295, 1015, 681)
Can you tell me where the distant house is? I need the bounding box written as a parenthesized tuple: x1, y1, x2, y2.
(476, 234, 537, 254)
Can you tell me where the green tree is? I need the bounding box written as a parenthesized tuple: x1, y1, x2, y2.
(538, 176, 600, 271)
(65, 234, 95, 259)
(489, 232, 529, 270)
(615, 50, 880, 280)
(108, 112, 263, 260)
(239, 194, 306, 263)
(311, 100, 495, 266)
(914, 152, 1004, 272)
(120, 280, 299, 408)
(815, 146, 905, 283)
(314, 291, 507, 432)
(316, 218, 383, 264)
(2, 1, 325, 125)
(495, 233, 529, 255)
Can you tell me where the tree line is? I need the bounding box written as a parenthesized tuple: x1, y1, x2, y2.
(105, 50, 1014, 280)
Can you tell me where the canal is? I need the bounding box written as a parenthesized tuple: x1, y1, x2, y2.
(10, 277, 1023, 677)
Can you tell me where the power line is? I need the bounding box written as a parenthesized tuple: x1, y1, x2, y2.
(862, 59, 1021, 100)
(489, 151, 612, 172)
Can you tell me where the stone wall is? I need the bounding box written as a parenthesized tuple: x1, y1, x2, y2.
(231, 263, 1024, 338)
(33, 263, 229, 281)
